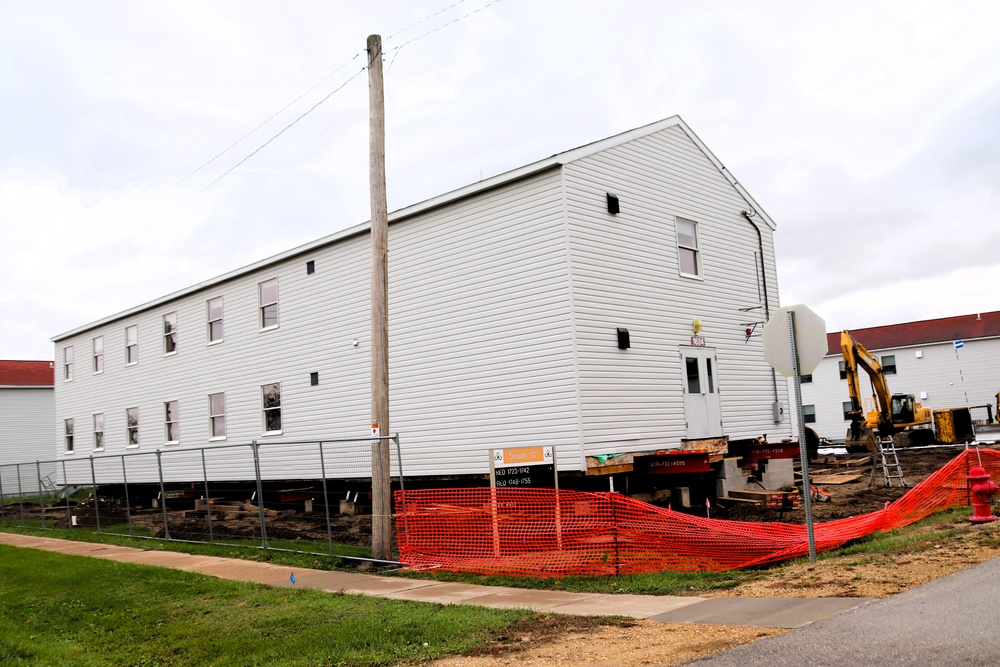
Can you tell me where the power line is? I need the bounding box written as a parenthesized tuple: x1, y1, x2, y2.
(387, 0, 504, 71)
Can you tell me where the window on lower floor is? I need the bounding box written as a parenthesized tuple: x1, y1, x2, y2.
(839, 360, 847, 380)
(843, 401, 853, 421)
(262, 383, 282, 433)
(65, 418, 74, 453)
(164, 400, 179, 444)
(163, 312, 177, 355)
(882, 354, 896, 375)
(126, 407, 139, 447)
(125, 325, 138, 365)
(209, 393, 226, 439)
(64, 346, 74, 381)
(803, 404, 817, 424)
(93, 413, 104, 450)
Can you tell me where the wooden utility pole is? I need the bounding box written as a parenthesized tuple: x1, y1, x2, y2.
(367, 33, 393, 561)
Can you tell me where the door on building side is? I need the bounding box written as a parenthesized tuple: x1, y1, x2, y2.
(680, 346, 723, 439)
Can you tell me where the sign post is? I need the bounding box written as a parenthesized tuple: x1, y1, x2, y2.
(762, 304, 827, 563)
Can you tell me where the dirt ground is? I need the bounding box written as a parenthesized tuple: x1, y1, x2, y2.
(427, 445, 1000, 667)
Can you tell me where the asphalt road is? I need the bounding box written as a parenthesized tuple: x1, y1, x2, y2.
(683, 554, 1000, 666)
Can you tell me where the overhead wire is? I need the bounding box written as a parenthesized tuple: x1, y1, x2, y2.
(2, 0, 504, 310)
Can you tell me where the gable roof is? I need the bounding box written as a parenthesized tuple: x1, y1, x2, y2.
(0, 360, 54, 387)
(824, 311, 1000, 355)
(53, 116, 773, 343)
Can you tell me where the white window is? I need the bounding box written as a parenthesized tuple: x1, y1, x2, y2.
(93, 336, 104, 374)
(164, 401, 179, 444)
(125, 325, 138, 365)
(63, 347, 74, 381)
(839, 360, 847, 380)
(842, 401, 853, 421)
(93, 413, 105, 451)
(64, 418, 74, 453)
(803, 404, 817, 424)
(126, 407, 139, 447)
(262, 383, 282, 434)
(259, 278, 278, 329)
(207, 297, 224, 343)
(209, 393, 226, 439)
(676, 218, 702, 277)
(163, 312, 177, 355)
(882, 355, 897, 375)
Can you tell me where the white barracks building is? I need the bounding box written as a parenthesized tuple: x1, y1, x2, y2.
(51, 117, 791, 484)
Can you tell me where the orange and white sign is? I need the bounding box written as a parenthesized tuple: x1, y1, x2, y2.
(492, 446, 553, 467)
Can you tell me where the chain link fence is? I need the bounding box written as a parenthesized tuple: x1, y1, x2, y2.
(0, 435, 403, 564)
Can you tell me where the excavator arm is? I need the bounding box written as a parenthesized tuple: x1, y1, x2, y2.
(841, 330, 894, 442)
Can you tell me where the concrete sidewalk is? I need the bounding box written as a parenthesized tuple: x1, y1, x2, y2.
(0, 532, 873, 629)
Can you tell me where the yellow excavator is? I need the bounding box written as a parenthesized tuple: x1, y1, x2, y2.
(842, 330, 935, 453)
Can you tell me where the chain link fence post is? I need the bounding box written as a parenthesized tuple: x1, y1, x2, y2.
(62, 460, 72, 529)
(121, 455, 134, 537)
(156, 451, 170, 540)
(318, 441, 334, 556)
(250, 441, 269, 550)
(16, 463, 25, 525)
(89, 455, 101, 534)
(35, 461, 46, 529)
(0, 465, 6, 526)
(200, 449, 214, 543)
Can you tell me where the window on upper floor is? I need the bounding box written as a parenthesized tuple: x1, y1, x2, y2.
(93, 336, 104, 374)
(163, 312, 177, 355)
(675, 218, 702, 278)
(207, 297, 224, 343)
(209, 392, 226, 440)
(262, 383, 282, 434)
(882, 355, 896, 375)
(164, 401, 179, 444)
(803, 404, 817, 424)
(259, 278, 279, 329)
(64, 346, 74, 381)
(839, 360, 847, 380)
(64, 418, 74, 453)
(125, 325, 138, 365)
(126, 407, 139, 447)
(93, 413, 105, 451)
(842, 401, 853, 421)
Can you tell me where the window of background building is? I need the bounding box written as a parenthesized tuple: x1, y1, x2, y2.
(839, 360, 847, 380)
(842, 401, 853, 421)
(803, 404, 817, 423)
(882, 354, 897, 375)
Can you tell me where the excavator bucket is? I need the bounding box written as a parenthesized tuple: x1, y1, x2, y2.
(845, 427, 876, 453)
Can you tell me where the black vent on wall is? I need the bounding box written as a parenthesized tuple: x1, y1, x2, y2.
(606, 193, 620, 215)
(310, 372, 319, 386)
(617, 328, 630, 350)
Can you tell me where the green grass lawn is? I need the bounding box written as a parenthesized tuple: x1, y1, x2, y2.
(0, 544, 534, 667)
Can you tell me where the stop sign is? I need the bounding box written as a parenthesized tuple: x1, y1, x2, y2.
(762, 304, 828, 377)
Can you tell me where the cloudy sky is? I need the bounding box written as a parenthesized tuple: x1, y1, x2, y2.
(2, 0, 999, 361)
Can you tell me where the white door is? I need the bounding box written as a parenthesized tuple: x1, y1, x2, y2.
(681, 346, 723, 438)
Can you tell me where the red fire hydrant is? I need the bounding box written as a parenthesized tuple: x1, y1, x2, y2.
(968, 465, 998, 523)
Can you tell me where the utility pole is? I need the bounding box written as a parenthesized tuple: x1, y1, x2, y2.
(367, 33, 392, 560)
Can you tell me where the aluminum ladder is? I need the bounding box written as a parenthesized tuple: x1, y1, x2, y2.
(870, 436, 907, 488)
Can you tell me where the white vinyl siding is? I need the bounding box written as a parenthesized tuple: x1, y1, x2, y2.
(562, 124, 788, 457)
(0, 387, 55, 493)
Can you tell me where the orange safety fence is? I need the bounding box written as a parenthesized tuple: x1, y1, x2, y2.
(395, 448, 998, 576)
